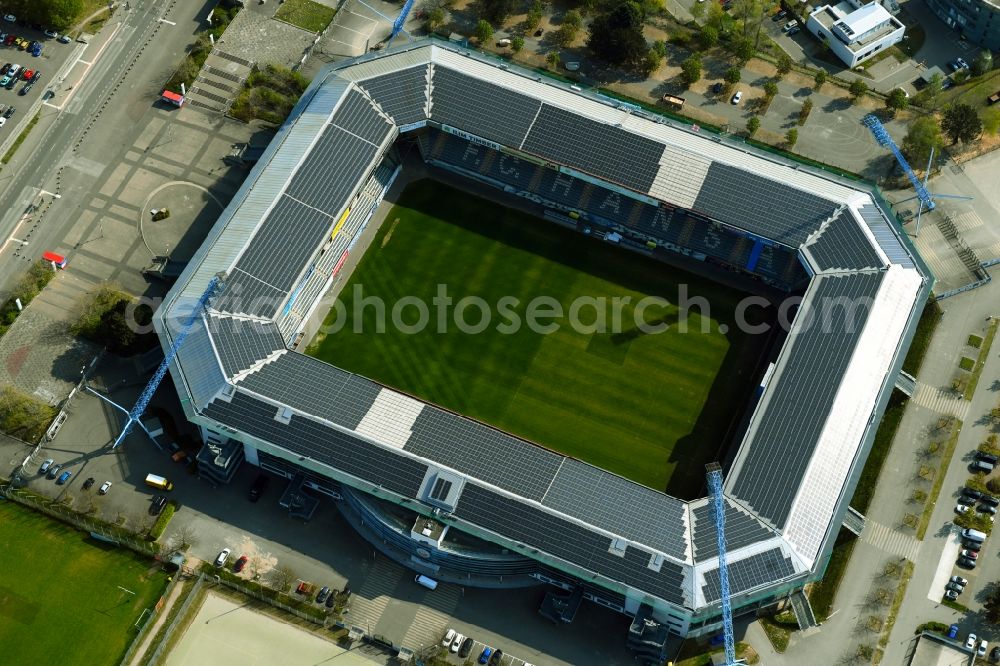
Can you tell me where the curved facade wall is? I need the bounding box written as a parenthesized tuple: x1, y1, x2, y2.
(926, 0, 1000, 50)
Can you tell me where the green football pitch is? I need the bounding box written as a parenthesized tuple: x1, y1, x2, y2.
(308, 181, 768, 495)
(0, 501, 169, 665)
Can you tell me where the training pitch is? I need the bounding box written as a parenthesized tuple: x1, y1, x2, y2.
(0, 501, 169, 665)
(308, 181, 768, 495)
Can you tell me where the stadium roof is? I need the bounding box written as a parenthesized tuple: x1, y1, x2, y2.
(157, 39, 932, 616)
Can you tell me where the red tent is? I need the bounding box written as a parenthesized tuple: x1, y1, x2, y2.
(161, 90, 184, 107)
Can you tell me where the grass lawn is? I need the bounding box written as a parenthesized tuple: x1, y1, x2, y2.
(0, 501, 169, 665)
(275, 0, 337, 33)
(307, 181, 767, 495)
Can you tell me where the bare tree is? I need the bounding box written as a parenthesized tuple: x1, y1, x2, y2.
(270, 565, 296, 593)
(174, 524, 198, 550)
(249, 555, 263, 580)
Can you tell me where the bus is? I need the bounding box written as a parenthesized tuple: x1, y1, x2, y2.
(145, 474, 173, 491)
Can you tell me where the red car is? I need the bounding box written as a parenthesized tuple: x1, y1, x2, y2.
(233, 555, 248, 573)
(21, 68, 31, 80)
(4, 34, 14, 47)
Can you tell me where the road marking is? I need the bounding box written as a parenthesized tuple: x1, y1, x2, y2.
(157, 18, 176, 25)
(911, 382, 970, 420)
(927, 524, 963, 602)
(43, 20, 124, 111)
(862, 519, 920, 561)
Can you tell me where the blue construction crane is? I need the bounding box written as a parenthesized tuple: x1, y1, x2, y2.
(352, 0, 413, 49)
(707, 463, 740, 666)
(89, 275, 223, 448)
(863, 114, 971, 236)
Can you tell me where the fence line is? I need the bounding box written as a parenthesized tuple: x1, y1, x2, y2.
(142, 574, 206, 666)
(118, 573, 184, 666)
(207, 572, 334, 628)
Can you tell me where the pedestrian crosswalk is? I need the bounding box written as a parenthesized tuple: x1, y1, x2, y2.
(862, 520, 920, 561)
(400, 584, 461, 650)
(346, 558, 404, 632)
(950, 210, 985, 233)
(911, 382, 970, 420)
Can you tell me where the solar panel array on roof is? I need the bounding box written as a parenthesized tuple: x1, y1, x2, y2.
(430, 66, 541, 149)
(702, 548, 796, 603)
(237, 353, 380, 430)
(285, 124, 384, 215)
(207, 315, 285, 377)
(454, 483, 687, 605)
(203, 391, 428, 497)
(521, 104, 663, 193)
(356, 65, 428, 126)
(858, 204, 914, 269)
(807, 211, 884, 272)
(693, 163, 837, 246)
(212, 270, 289, 318)
(405, 409, 562, 500)
(690, 500, 775, 562)
(331, 89, 394, 145)
(543, 459, 687, 559)
(729, 271, 885, 528)
(234, 196, 337, 293)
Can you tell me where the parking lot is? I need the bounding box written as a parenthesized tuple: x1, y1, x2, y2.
(0, 18, 79, 140)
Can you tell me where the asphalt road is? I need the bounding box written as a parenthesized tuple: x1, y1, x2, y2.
(0, 0, 212, 292)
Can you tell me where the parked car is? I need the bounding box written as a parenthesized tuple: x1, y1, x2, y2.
(20, 68, 31, 80)
(958, 494, 977, 505)
(4, 76, 16, 90)
(3, 34, 13, 46)
(983, 494, 1000, 507)
(442, 629, 456, 647)
(459, 637, 474, 658)
(450, 633, 465, 653)
(963, 487, 983, 499)
(57, 34, 71, 44)
(951, 575, 969, 586)
(959, 556, 977, 569)
(489, 649, 504, 666)
(2, 15, 15, 23)
(18, 82, 31, 95)
(0, 74, 11, 87)
(948, 623, 960, 639)
(945, 589, 959, 601)
(990, 645, 1000, 662)
(961, 549, 979, 559)
(782, 19, 799, 32)
(5, 105, 14, 118)
(46, 464, 61, 479)
(981, 640, 990, 657)
(56, 470, 72, 485)
(29, 69, 38, 82)
(977, 451, 999, 464)
(772, 9, 787, 20)
(39, 458, 54, 474)
(325, 590, 337, 608)
(233, 555, 248, 573)
(787, 26, 801, 35)
(315, 586, 331, 604)
(479, 647, 493, 664)
(983, 504, 998, 515)
(214, 548, 231, 567)
(248, 474, 269, 502)
(82, 477, 95, 490)
(956, 503, 970, 514)
(30, 42, 40, 57)
(43, 29, 57, 38)
(731, 90, 743, 104)
(99, 481, 112, 495)
(946, 581, 965, 593)
(149, 495, 167, 515)
(968, 634, 979, 650)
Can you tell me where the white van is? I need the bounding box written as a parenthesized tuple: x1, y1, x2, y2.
(962, 528, 987, 543)
(414, 574, 438, 590)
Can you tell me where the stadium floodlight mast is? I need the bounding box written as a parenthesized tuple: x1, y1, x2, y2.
(862, 114, 971, 237)
(86, 274, 225, 449)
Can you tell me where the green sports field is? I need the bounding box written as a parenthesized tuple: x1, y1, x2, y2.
(0, 501, 170, 665)
(308, 181, 768, 495)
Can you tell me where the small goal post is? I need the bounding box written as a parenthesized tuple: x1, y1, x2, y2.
(134, 608, 151, 630)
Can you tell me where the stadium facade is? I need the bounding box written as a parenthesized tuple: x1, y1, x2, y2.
(154, 39, 932, 656)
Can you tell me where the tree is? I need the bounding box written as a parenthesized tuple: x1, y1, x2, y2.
(731, 36, 755, 64)
(511, 36, 525, 53)
(724, 67, 741, 86)
(642, 49, 662, 75)
(885, 88, 909, 114)
(474, 19, 494, 45)
(776, 52, 792, 77)
(426, 6, 447, 31)
(786, 127, 798, 147)
(985, 584, 1000, 624)
(915, 73, 944, 109)
(973, 49, 994, 77)
(10, 0, 82, 31)
(680, 54, 703, 87)
(700, 25, 719, 48)
(546, 50, 561, 69)
(849, 77, 868, 101)
(763, 79, 778, 100)
(526, 0, 543, 30)
(747, 115, 760, 137)
(798, 97, 813, 125)
(651, 40, 668, 59)
(555, 10, 583, 46)
(690, 0, 706, 20)
(270, 565, 296, 593)
(942, 103, 984, 144)
(587, 1, 649, 69)
(813, 69, 827, 89)
(481, 0, 516, 24)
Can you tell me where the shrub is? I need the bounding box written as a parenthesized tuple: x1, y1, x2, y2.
(148, 502, 177, 541)
(0, 386, 57, 442)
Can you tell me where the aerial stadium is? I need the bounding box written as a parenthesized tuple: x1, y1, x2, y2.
(154, 38, 932, 660)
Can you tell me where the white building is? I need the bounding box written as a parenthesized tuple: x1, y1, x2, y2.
(807, 0, 905, 68)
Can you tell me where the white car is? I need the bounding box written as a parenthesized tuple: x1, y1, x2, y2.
(979, 639, 989, 657)
(951, 575, 969, 586)
(956, 503, 970, 513)
(450, 633, 465, 653)
(731, 91, 743, 105)
(2, 15, 15, 23)
(966, 633, 978, 650)
(214, 548, 231, 567)
(98, 481, 112, 495)
(442, 629, 456, 647)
